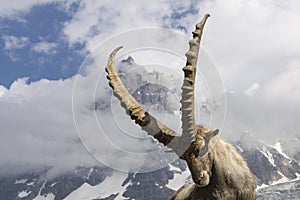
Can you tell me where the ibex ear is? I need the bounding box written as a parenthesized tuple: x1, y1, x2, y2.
(206, 129, 219, 141)
(199, 129, 219, 157)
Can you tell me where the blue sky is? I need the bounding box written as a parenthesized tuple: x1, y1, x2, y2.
(0, 2, 84, 88)
(0, 0, 299, 176)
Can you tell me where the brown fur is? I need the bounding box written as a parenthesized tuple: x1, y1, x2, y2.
(169, 126, 256, 200)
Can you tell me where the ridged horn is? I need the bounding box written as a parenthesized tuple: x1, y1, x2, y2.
(105, 46, 178, 146)
(180, 14, 210, 143)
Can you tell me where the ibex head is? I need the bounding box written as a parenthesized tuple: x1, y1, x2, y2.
(181, 126, 219, 186)
(105, 14, 219, 187)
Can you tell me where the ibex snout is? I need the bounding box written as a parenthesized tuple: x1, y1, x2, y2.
(195, 171, 210, 187)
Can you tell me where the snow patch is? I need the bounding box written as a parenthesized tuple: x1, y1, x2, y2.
(15, 179, 27, 184)
(264, 171, 291, 188)
(18, 190, 31, 198)
(272, 171, 289, 185)
(236, 144, 244, 153)
(33, 193, 55, 200)
(87, 167, 94, 179)
(33, 181, 48, 200)
(27, 181, 35, 186)
(50, 182, 57, 187)
(273, 141, 291, 160)
(258, 172, 300, 191)
(259, 147, 276, 167)
(167, 164, 190, 190)
(168, 164, 182, 173)
(63, 171, 129, 200)
(256, 183, 269, 190)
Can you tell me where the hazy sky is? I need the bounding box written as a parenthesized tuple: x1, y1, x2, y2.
(0, 0, 299, 176)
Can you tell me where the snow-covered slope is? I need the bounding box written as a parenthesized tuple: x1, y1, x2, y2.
(64, 171, 129, 200)
(1, 139, 300, 200)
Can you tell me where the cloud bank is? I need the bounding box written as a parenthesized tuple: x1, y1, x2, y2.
(0, 77, 97, 176)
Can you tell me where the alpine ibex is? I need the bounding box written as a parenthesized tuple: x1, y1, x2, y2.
(105, 14, 256, 200)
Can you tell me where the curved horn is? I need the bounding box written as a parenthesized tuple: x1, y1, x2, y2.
(105, 46, 178, 146)
(180, 14, 210, 143)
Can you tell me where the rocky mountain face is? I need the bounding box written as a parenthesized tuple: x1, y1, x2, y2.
(237, 136, 300, 186)
(1, 136, 299, 200)
(0, 167, 112, 200)
(1, 57, 300, 199)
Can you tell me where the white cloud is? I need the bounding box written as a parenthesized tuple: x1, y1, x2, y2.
(0, 86, 8, 97)
(181, 0, 300, 143)
(59, 0, 300, 98)
(0, 62, 180, 176)
(31, 41, 57, 54)
(222, 59, 300, 142)
(244, 83, 260, 97)
(62, 0, 198, 51)
(2, 35, 30, 61)
(0, 0, 61, 17)
(3, 35, 29, 50)
(197, 0, 300, 91)
(0, 77, 97, 176)
(262, 60, 300, 106)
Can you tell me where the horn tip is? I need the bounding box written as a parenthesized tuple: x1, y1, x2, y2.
(110, 46, 123, 55)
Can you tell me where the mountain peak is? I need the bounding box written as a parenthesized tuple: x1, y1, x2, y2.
(121, 56, 135, 65)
